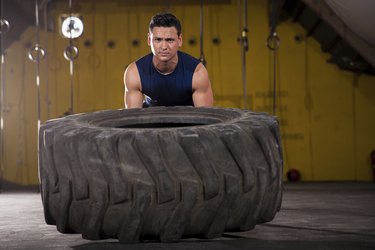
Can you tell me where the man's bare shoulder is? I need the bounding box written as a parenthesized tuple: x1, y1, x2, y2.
(124, 62, 141, 91)
(194, 62, 205, 73)
(124, 62, 138, 77)
(193, 63, 210, 88)
(191, 62, 213, 106)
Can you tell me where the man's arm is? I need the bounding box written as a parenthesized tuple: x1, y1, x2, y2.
(192, 63, 214, 107)
(124, 63, 143, 108)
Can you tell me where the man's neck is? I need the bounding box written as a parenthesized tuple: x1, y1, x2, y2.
(153, 54, 178, 75)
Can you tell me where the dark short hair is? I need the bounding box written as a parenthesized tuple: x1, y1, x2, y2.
(149, 12, 182, 36)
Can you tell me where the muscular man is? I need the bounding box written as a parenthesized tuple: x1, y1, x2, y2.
(124, 12, 213, 108)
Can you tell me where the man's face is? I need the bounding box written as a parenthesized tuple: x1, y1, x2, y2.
(148, 26, 182, 62)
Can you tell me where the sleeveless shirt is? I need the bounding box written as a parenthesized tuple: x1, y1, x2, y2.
(135, 51, 199, 107)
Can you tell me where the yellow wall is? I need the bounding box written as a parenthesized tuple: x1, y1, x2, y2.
(1, 0, 374, 186)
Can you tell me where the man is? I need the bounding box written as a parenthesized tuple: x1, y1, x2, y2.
(124, 12, 213, 108)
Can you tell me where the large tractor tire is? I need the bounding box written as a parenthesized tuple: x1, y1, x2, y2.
(38, 106, 283, 243)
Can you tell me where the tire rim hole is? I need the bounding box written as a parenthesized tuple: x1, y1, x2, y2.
(116, 122, 208, 128)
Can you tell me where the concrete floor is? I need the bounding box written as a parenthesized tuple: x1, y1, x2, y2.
(1, 182, 375, 250)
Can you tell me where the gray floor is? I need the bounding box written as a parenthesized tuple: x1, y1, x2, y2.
(1, 182, 375, 250)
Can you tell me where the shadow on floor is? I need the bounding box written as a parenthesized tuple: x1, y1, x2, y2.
(72, 237, 375, 250)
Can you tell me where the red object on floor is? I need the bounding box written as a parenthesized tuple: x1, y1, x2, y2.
(287, 169, 301, 182)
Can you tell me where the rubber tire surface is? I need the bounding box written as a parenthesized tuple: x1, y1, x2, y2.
(39, 106, 283, 243)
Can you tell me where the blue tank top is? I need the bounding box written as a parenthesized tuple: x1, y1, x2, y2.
(135, 51, 199, 107)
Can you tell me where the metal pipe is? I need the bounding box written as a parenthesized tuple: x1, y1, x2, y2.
(199, 0, 206, 66)
(0, 0, 8, 192)
(241, 0, 249, 109)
